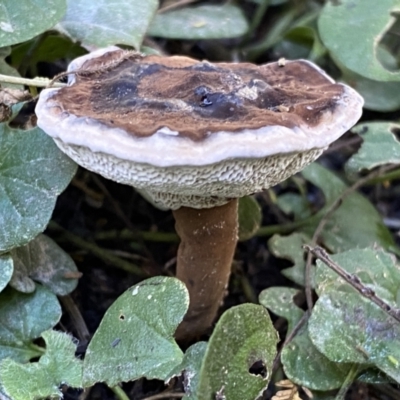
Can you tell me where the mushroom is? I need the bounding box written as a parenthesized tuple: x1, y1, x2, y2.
(35, 47, 364, 340)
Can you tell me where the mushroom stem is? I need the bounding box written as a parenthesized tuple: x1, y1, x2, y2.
(173, 199, 238, 340)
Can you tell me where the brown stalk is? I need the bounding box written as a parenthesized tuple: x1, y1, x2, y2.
(173, 199, 238, 340)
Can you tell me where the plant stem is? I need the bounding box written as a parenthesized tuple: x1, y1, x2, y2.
(335, 363, 361, 400)
(241, 0, 270, 46)
(28, 342, 46, 355)
(142, 393, 184, 400)
(256, 218, 310, 236)
(365, 167, 400, 185)
(158, 0, 199, 13)
(0, 74, 65, 88)
(59, 295, 90, 341)
(110, 385, 130, 400)
(48, 221, 148, 277)
(94, 228, 179, 243)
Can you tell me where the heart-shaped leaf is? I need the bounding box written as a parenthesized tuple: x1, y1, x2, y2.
(0, 125, 77, 253)
(259, 287, 303, 334)
(309, 291, 400, 382)
(0, 0, 67, 47)
(300, 163, 396, 253)
(0, 330, 82, 400)
(83, 276, 188, 387)
(268, 233, 310, 286)
(0, 285, 61, 362)
(310, 248, 400, 382)
(318, 0, 400, 81)
(196, 304, 278, 400)
(271, 164, 398, 285)
(282, 322, 353, 391)
(148, 4, 248, 39)
(313, 247, 400, 301)
(167, 342, 208, 400)
(9, 234, 80, 295)
(57, 0, 158, 49)
(346, 122, 400, 174)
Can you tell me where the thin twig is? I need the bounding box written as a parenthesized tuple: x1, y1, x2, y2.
(304, 245, 400, 323)
(110, 385, 130, 400)
(334, 363, 362, 400)
(48, 221, 148, 277)
(241, 0, 270, 45)
(0, 73, 65, 88)
(90, 175, 158, 269)
(158, 0, 199, 14)
(141, 393, 184, 400)
(59, 295, 90, 341)
(94, 228, 179, 243)
(90, 175, 137, 232)
(256, 218, 310, 237)
(48, 50, 142, 87)
(304, 164, 398, 311)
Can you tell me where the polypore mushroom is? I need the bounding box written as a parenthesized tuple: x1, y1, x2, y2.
(35, 47, 363, 340)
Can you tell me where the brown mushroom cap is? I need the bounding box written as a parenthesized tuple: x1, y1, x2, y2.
(36, 47, 363, 209)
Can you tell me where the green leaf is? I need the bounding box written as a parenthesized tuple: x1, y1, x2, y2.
(83, 276, 188, 387)
(276, 26, 326, 61)
(167, 342, 208, 400)
(0, 125, 77, 253)
(148, 4, 249, 40)
(0, 285, 61, 362)
(309, 248, 400, 382)
(259, 287, 303, 333)
(0, 47, 22, 90)
(11, 35, 86, 68)
(346, 122, 400, 173)
(358, 368, 394, 384)
(0, 330, 82, 400)
(58, 0, 158, 49)
(196, 304, 278, 400)
(318, 0, 400, 82)
(0, 0, 67, 47)
(270, 165, 397, 285)
(9, 234, 79, 295)
(276, 192, 312, 220)
(245, 5, 305, 59)
(0, 254, 13, 293)
(341, 69, 400, 112)
(238, 196, 262, 242)
(314, 248, 400, 308)
(282, 322, 353, 390)
(309, 291, 400, 382)
(300, 163, 396, 253)
(0, 47, 24, 121)
(268, 233, 310, 286)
